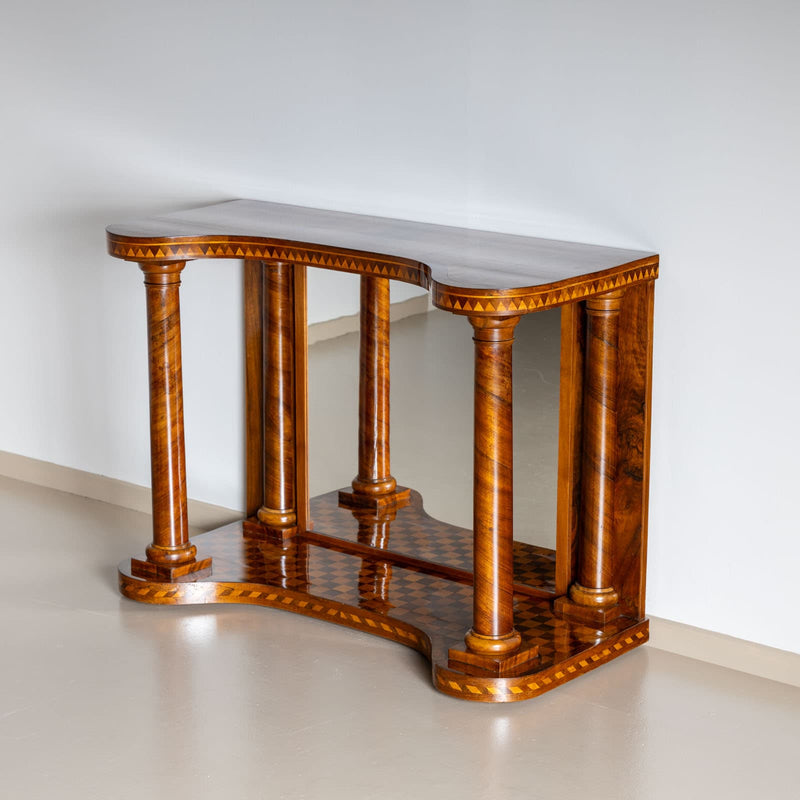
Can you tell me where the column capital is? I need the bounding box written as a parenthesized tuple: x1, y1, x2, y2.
(469, 315, 520, 342)
(139, 261, 187, 285)
(586, 288, 624, 313)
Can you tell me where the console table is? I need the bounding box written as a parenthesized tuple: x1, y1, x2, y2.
(106, 200, 658, 703)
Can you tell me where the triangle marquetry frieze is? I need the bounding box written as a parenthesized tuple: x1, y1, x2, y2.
(107, 234, 656, 316)
(107, 236, 429, 288)
(431, 261, 658, 316)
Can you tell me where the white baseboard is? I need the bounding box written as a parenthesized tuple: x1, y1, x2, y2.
(0, 448, 796, 687)
(647, 616, 800, 688)
(0, 450, 240, 531)
(307, 293, 431, 344)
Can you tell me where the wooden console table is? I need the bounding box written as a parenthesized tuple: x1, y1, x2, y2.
(106, 200, 658, 703)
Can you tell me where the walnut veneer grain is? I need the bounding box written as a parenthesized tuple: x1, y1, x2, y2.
(108, 199, 658, 701)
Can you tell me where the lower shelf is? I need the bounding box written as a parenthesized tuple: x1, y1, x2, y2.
(119, 491, 648, 703)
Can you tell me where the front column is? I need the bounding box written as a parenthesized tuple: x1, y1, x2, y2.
(449, 315, 539, 675)
(464, 316, 521, 656)
(131, 262, 210, 581)
(340, 275, 409, 510)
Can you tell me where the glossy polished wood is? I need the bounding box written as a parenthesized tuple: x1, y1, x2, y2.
(292, 266, 310, 533)
(555, 302, 585, 597)
(107, 199, 658, 312)
(339, 275, 409, 510)
(243, 259, 264, 517)
(257, 263, 298, 530)
(556, 289, 624, 624)
(572, 289, 623, 609)
(353, 275, 394, 496)
(554, 283, 654, 625)
(303, 490, 556, 599)
(354, 505, 395, 615)
(464, 316, 522, 657)
(131, 262, 210, 581)
(247, 262, 310, 542)
(613, 281, 655, 620)
(119, 491, 650, 703)
(108, 199, 659, 701)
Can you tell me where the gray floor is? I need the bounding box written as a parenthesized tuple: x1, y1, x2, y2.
(2, 310, 800, 799)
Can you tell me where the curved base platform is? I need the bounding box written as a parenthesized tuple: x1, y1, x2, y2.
(120, 491, 648, 703)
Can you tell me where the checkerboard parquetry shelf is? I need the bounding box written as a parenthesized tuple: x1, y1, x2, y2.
(120, 493, 649, 703)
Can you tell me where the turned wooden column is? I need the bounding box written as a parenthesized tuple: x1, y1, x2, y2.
(464, 316, 522, 657)
(257, 263, 299, 536)
(569, 289, 624, 612)
(340, 276, 408, 510)
(131, 262, 210, 581)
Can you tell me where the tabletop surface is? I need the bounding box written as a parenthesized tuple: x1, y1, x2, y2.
(107, 199, 657, 292)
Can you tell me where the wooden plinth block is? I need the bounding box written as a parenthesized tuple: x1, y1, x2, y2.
(553, 595, 623, 627)
(448, 644, 540, 677)
(131, 556, 212, 582)
(242, 516, 298, 545)
(338, 486, 411, 511)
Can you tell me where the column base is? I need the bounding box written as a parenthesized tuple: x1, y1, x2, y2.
(130, 556, 212, 582)
(242, 517, 298, 545)
(448, 644, 540, 677)
(338, 486, 411, 511)
(553, 595, 623, 627)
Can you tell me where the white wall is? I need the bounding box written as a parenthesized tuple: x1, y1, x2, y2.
(2, 1, 798, 653)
